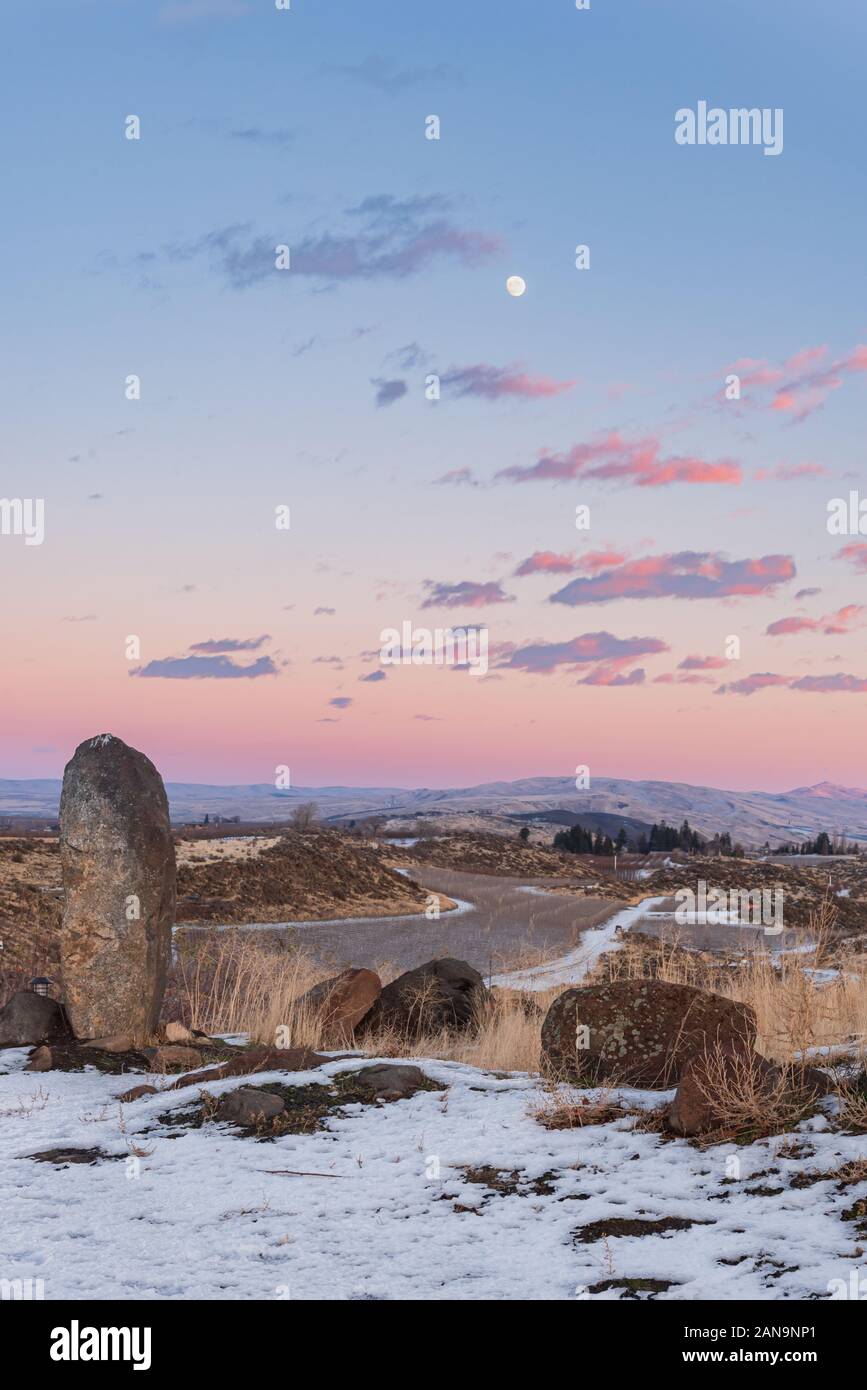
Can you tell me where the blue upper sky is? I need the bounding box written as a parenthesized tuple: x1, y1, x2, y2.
(2, 0, 866, 789)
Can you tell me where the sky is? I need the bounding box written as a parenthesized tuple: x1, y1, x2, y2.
(1, 0, 866, 792)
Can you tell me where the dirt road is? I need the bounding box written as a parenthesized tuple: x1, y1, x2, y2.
(277, 867, 617, 977)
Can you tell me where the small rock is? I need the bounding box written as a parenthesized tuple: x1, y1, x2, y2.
(215, 1087, 286, 1126)
(351, 1063, 429, 1101)
(83, 1034, 136, 1053)
(117, 1084, 158, 1103)
(0, 991, 70, 1048)
(164, 1021, 195, 1044)
(151, 1044, 203, 1073)
(25, 1045, 54, 1072)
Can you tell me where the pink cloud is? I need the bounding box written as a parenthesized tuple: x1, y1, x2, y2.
(513, 549, 627, 578)
(654, 672, 714, 685)
(715, 672, 792, 697)
(766, 616, 815, 636)
(496, 632, 668, 675)
(754, 462, 830, 481)
(678, 654, 728, 670)
(766, 605, 865, 637)
(578, 667, 646, 687)
(513, 551, 578, 577)
(550, 551, 796, 607)
(730, 344, 867, 422)
(497, 431, 741, 488)
(581, 549, 629, 573)
(790, 673, 867, 694)
(837, 542, 867, 573)
(421, 579, 515, 609)
(440, 363, 576, 400)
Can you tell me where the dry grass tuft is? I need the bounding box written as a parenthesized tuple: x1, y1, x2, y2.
(835, 1075, 867, 1135)
(531, 1083, 643, 1130)
(686, 1041, 824, 1146)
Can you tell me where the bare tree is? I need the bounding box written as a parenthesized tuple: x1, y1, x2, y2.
(289, 801, 319, 831)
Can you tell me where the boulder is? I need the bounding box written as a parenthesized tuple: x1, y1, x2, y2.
(25, 1045, 54, 1072)
(151, 1044, 203, 1073)
(170, 1046, 329, 1091)
(359, 958, 487, 1037)
(59, 733, 176, 1043)
(297, 968, 381, 1042)
(349, 1063, 429, 1102)
(540, 979, 756, 1088)
(215, 1087, 286, 1126)
(0, 991, 70, 1048)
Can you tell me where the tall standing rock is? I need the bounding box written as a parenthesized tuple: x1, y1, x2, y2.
(59, 734, 176, 1041)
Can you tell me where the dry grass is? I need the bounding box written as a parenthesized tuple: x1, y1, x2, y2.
(836, 1077, 867, 1135)
(175, 930, 331, 1048)
(172, 899, 866, 1085)
(173, 931, 552, 1071)
(685, 1040, 824, 1145)
(531, 1084, 641, 1130)
(364, 990, 549, 1072)
(602, 898, 867, 1065)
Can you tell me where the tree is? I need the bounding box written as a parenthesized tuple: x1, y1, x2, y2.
(290, 801, 319, 831)
(518, 826, 530, 843)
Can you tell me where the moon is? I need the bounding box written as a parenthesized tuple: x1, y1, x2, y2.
(506, 275, 526, 298)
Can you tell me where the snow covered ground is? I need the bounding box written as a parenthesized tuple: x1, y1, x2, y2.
(1, 1044, 863, 1301)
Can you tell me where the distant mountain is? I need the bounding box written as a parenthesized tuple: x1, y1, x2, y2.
(2, 774, 867, 846)
(786, 781, 867, 802)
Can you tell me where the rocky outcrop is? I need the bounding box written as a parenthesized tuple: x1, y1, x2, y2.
(59, 734, 176, 1042)
(540, 979, 757, 1088)
(359, 958, 487, 1037)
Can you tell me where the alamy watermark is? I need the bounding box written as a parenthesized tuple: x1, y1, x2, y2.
(675, 102, 783, 157)
(675, 880, 784, 934)
(828, 1267, 867, 1300)
(1, 1276, 44, 1300)
(0, 497, 44, 545)
(827, 491, 867, 536)
(379, 622, 488, 676)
